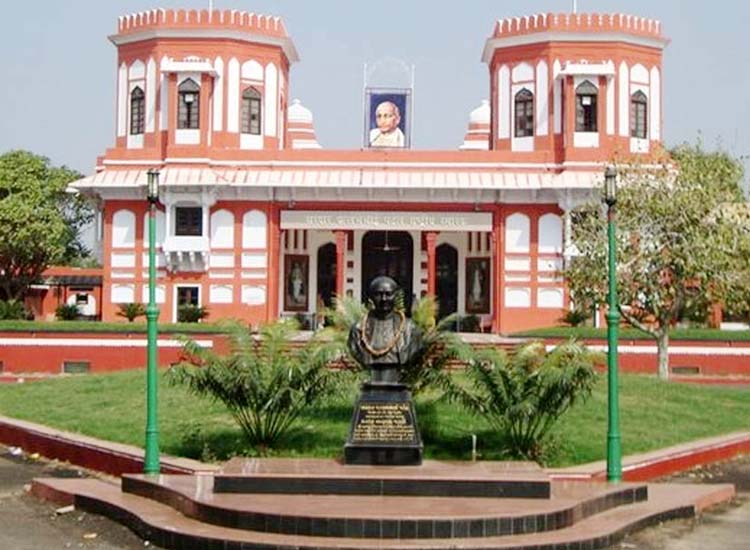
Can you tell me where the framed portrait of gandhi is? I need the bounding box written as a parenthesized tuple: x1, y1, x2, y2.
(284, 255, 309, 312)
(364, 88, 411, 149)
(465, 258, 490, 314)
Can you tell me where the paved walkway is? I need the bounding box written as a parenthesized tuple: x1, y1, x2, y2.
(611, 455, 750, 549)
(0, 445, 159, 549)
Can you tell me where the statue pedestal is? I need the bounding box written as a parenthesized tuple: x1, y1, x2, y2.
(344, 381, 423, 466)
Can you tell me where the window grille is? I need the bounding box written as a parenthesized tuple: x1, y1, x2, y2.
(241, 87, 262, 135)
(630, 91, 648, 139)
(575, 80, 598, 132)
(130, 87, 145, 135)
(178, 78, 200, 129)
(514, 88, 534, 138)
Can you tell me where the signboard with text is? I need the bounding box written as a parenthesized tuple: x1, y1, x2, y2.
(281, 211, 493, 232)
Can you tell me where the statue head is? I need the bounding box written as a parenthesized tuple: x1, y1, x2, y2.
(368, 276, 398, 318)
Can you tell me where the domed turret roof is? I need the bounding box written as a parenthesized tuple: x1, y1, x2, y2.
(287, 99, 321, 149)
(469, 99, 491, 125)
(460, 99, 490, 150)
(288, 99, 313, 125)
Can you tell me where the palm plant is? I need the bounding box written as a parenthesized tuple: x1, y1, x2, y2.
(167, 319, 343, 453)
(0, 299, 28, 320)
(401, 295, 474, 395)
(459, 340, 600, 461)
(55, 303, 80, 320)
(177, 304, 209, 323)
(116, 302, 146, 322)
(323, 295, 471, 395)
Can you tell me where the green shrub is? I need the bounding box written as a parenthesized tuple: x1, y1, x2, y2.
(456, 340, 600, 461)
(116, 302, 146, 322)
(55, 303, 80, 321)
(167, 320, 342, 453)
(177, 304, 209, 323)
(0, 300, 28, 320)
(401, 296, 473, 395)
(457, 314, 481, 333)
(560, 308, 590, 327)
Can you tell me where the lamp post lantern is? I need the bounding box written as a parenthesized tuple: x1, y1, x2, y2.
(144, 169, 160, 475)
(604, 165, 622, 482)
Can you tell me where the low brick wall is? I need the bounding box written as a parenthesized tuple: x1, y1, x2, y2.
(545, 338, 750, 377)
(0, 331, 230, 373)
(2, 330, 750, 377)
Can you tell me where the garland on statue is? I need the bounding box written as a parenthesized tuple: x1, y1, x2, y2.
(360, 309, 406, 357)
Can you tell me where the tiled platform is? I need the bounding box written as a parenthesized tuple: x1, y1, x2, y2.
(214, 457, 552, 498)
(31, 458, 735, 550)
(122, 474, 647, 538)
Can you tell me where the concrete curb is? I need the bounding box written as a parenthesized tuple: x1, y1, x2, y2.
(549, 431, 750, 481)
(0, 415, 218, 476)
(1, 414, 747, 480)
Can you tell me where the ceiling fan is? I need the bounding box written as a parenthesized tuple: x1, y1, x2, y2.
(377, 230, 400, 252)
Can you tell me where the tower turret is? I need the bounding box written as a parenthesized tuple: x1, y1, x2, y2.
(106, 8, 298, 163)
(482, 12, 668, 163)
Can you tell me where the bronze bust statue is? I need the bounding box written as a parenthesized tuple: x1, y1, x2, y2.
(348, 276, 422, 383)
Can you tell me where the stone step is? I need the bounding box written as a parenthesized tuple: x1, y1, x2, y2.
(122, 473, 647, 538)
(31, 477, 733, 550)
(213, 457, 551, 498)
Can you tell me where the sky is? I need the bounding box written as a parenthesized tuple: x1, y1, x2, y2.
(1, 0, 749, 177)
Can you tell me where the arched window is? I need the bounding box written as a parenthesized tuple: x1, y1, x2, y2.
(514, 88, 534, 137)
(575, 80, 598, 132)
(630, 91, 648, 139)
(178, 78, 200, 129)
(129, 87, 145, 135)
(241, 87, 262, 135)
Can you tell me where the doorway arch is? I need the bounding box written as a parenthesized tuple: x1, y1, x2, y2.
(316, 242, 337, 308)
(436, 243, 458, 320)
(361, 231, 414, 312)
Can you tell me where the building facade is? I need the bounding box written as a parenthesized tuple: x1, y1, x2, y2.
(72, 9, 668, 333)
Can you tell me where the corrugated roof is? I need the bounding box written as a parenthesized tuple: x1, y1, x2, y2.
(71, 168, 601, 191)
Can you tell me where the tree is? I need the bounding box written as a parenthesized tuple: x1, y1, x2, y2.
(0, 150, 93, 301)
(566, 145, 750, 379)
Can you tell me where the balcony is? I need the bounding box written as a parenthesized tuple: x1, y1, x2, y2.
(162, 235, 210, 272)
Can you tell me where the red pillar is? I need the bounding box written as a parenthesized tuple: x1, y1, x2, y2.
(334, 230, 347, 299)
(200, 72, 212, 146)
(266, 204, 281, 321)
(425, 231, 438, 297)
(563, 75, 575, 158)
(492, 206, 504, 333)
(166, 73, 177, 147)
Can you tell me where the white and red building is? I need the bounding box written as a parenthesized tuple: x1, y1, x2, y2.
(72, 9, 668, 333)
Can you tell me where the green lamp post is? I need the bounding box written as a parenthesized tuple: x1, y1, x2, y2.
(144, 169, 161, 475)
(604, 165, 622, 483)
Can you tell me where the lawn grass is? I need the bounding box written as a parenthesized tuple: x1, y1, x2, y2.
(0, 369, 747, 467)
(515, 326, 750, 341)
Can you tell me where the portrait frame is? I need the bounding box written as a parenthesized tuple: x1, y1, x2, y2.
(465, 257, 490, 314)
(284, 254, 309, 312)
(364, 87, 412, 149)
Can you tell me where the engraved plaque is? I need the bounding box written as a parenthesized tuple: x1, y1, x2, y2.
(344, 385, 423, 465)
(351, 402, 417, 444)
